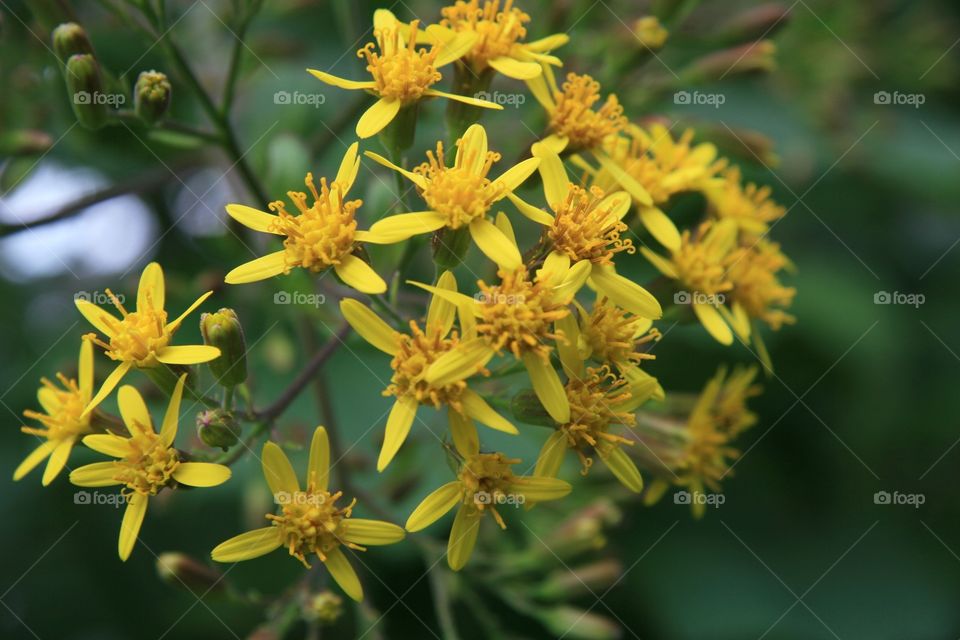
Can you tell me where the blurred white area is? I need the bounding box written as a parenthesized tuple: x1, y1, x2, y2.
(0, 163, 157, 281)
(172, 167, 231, 237)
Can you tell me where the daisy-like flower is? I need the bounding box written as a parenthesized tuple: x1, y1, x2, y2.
(641, 219, 744, 346)
(211, 426, 405, 601)
(363, 124, 540, 269)
(223, 143, 386, 294)
(70, 376, 231, 560)
(434, 0, 569, 80)
(75, 262, 220, 415)
(512, 148, 662, 319)
(704, 165, 786, 234)
(14, 338, 96, 485)
(308, 10, 501, 139)
(405, 429, 571, 570)
(340, 271, 519, 471)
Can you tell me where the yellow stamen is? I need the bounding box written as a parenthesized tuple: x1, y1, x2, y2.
(549, 73, 626, 150)
(266, 487, 359, 568)
(441, 0, 530, 69)
(359, 20, 441, 102)
(548, 185, 634, 265)
(415, 141, 505, 228)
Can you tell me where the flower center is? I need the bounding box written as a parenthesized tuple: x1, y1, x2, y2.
(724, 242, 795, 329)
(86, 291, 170, 364)
(561, 367, 636, 473)
(671, 224, 735, 297)
(359, 20, 441, 102)
(416, 142, 504, 228)
(21, 374, 90, 441)
(388, 322, 477, 410)
(267, 488, 357, 568)
(583, 300, 659, 367)
(441, 0, 530, 69)
(459, 452, 518, 527)
(476, 269, 569, 360)
(549, 73, 626, 151)
(547, 185, 634, 265)
(270, 173, 360, 272)
(115, 430, 180, 496)
(711, 167, 785, 228)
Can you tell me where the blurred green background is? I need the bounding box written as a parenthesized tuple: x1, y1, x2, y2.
(2, 0, 959, 638)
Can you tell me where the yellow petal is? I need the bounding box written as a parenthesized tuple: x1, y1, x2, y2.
(83, 434, 129, 458)
(492, 157, 540, 197)
(447, 505, 481, 571)
(378, 396, 418, 471)
(595, 151, 653, 206)
(356, 97, 402, 139)
(173, 462, 232, 487)
(155, 345, 221, 365)
(340, 299, 399, 355)
(43, 438, 73, 484)
(373, 8, 400, 31)
(639, 246, 679, 279)
(211, 527, 283, 563)
(427, 270, 458, 336)
(169, 290, 215, 330)
(522, 352, 570, 424)
(83, 361, 131, 418)
(335, 141, 361, 192)
(423, 88, 504, 110)
(405, 481, 463, 532)
(78, 338, 94, 401)
(225, 251, 288, 284)
(75, 299, 118, 337)
(363, 151, 428, 189)
(38, 386, 60, 413)
(599, 446, 643, 492)
(534, 431, 568, 478)
(598, 190, 632, 222)
(589, 266, 662, 319)
(448, 410, 479, 458)
(693, 302, 733, 346)
(524, 72, 555, 110)
(119, 493, 148, 561)
(639, 206, 681, 251)
(308, 426, 330, 492)
(511, 476, 572, 502)
(461, 389, 518, 434)
(70, 461, 122, 487)
(642, 478, 670, 507)
(722, 302, 752, 341)
(323, 546, 363, 601)
(488, 56, 542, 79)
(555, 314, 583, 379)
(137, 262, 165, 312)
(13, 440, 56, 481)
(225, 204, 280, 234)
(434, 30, 479, 67)
(456, 124, 488, 175)
(506, 192, 554, 225)
(160, 374, 186, 447)
(340, 519, 406, 546)
(306, 68, 376, 90)
(118, 385, 152, 434)
(538, 133, 569, 155)
(369, 211, 447, 240)
(469, 218, 522, 270)
(333, 254, 387, 294)
(533, 147, 569, 208)
(407, 281, 481, 312)
(262, 441, 300, 496)
(426, 338, 497, 387)
(525, 33, 570, 53)
(494, 211, 516, 246)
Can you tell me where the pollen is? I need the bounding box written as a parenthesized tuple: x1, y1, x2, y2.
(547, 185, 634, 265)
(86, 291, 170, 364)
(582, 299, 659, 366)
(475, 269, 569, 361)
(270, 173, 361, 272)
(114, 430, 180, 496)
(415, 141, 505, 228)
(267, 489, 358, 568)
(561, 366, 636, 474)
(388, 322, 479, 410)
(441, 0, 530, 69)
(549, 73, 626, 151)
(458, 452, 519, 529)
(359, 20, 442, 102)
(21, 374, 89, 441)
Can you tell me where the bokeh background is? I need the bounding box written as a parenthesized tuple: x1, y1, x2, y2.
(2, 0, 959, 638)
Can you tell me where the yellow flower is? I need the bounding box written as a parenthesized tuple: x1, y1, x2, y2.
(436, 0, 569, 79)
(725, 240, 796, 332)
(411, 236, 592, 424)
(363, 124, 540, 269)
(513, 148, 663, 320)
(704, 165, 786, 233)
(632, 16, 668, 50)
(211, 426, 404, 601)
(527, 70, 626, 153)
(70, 376, 231, 560)
(405, 430, 570, 571)
(340, 271, 519, 471)
(308, 10, 501, 138)
(75, 262, 220, 415)
(223, 143, 386, 294)
(14, 338, 96, 485)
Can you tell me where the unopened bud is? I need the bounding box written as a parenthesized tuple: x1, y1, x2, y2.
(302, 591, 344, 624)
(432, 226, 472, 271)
(201, 308, 248, 387)
(156, 552, 224, 594)
(683, 41, 777, 83)
(544, 498, 622, 558)
(64, 54, 108, 130)
(538, 607, 620, 640)
(52, 23, 93, 62)
(196, 409, 241, 451)
(510, 389, 555, 427)
(134, 70, 171, 124)
(538, 559, 623, 600)
(632, 16, 668, 50)
(0, 130, 53, 156)
(718, 3, 791, 44)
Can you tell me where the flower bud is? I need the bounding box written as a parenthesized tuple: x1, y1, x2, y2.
(0, 130, 53, 156)
(432, 226, 472, 271)
(510, 389, 556, 427)
(134, 70, 171, 124)
(538, 607, 619, 640)
(196, 409, 241, 451)
(156, 552, 224, 594)
(632, 16, 668, 50)
(718, 3, 791, 44)
(302, 591, 344, 624)
(200, 308, 248, 388)
(52, 22, 93, 62)
(537, 559, 623, 600)
(64, 54, 108, 130)
(683, 41, 777, 83)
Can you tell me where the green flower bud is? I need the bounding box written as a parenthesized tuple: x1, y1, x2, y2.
(0, 130, 53, 156)
(196, 409, 240, 451)
(432, 226, 472, 271)
(52, 22, 93, 62)
(64, 54, 108, 130)
(200, 308, 248, 388)
(718, 3, 791, 44)
(537, 607, 619, 640)
(511, 389, 556, 427)
(134, 70, 171, 124)
(537, 559, 623, 600)
(156, 552, 224, 594)
(302, 591, 344, 624)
